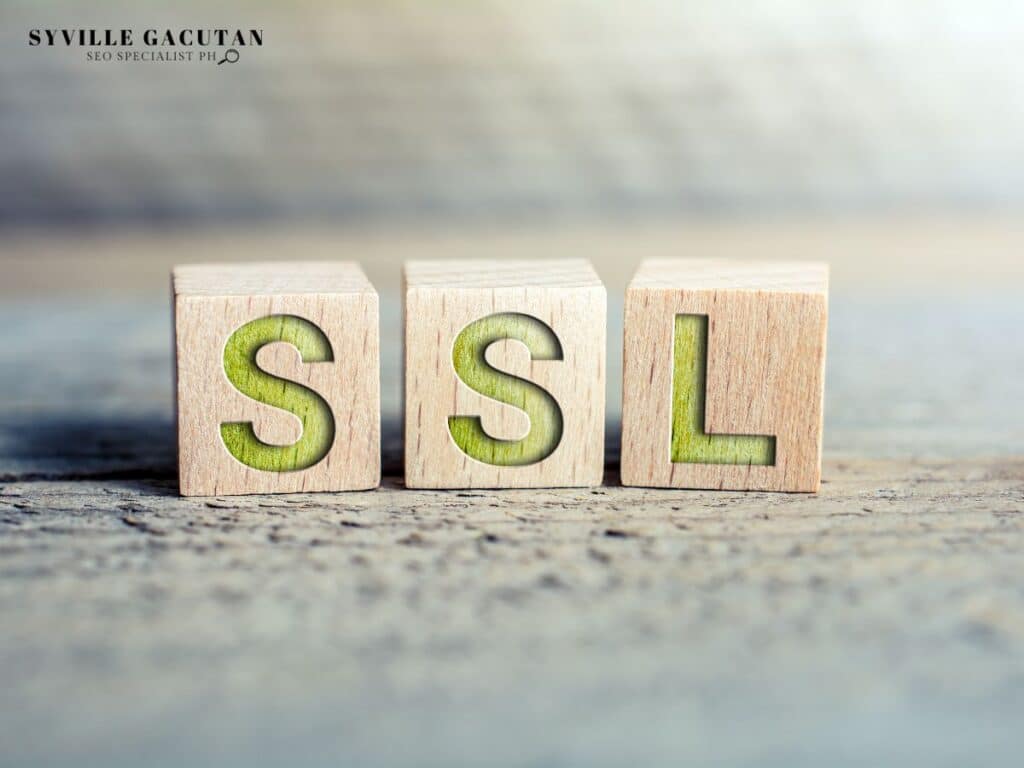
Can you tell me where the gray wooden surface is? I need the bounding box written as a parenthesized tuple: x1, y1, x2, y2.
(1, 228, 1023, 766)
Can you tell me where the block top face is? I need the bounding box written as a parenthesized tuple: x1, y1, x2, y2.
(173, 262, 375, 297)
(629, 259, 828, 294)
(404, 259, 603, 290)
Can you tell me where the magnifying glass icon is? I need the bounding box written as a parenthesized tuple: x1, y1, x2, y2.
(217, 48, 240, 65)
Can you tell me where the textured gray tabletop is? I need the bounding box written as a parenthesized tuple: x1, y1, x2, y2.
(1, 225, 1023, 767)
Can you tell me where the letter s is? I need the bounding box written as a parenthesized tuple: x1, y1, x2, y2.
(220, 314, 335, 472)
(28, 30, 40, 45)
(448, 312, 563, 466)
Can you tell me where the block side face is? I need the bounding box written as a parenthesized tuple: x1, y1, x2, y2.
(631, 258, 829, 294)
(620, 283, 826, 493)
(175, 292, 380, 496)
(403, 259, 603, 290)
(173, 262, 374, 297)
(404, 279, 606, 489)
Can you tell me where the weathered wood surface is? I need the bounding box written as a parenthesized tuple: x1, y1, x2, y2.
(2, 226, 1024, 766)
(3, 455, 1023, 766)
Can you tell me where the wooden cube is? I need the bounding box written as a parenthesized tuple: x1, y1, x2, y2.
(404, 259, 606, 489)
(174, 262, 380, 496)
(621, 259, 828, 493)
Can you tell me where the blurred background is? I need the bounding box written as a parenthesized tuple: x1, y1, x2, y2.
(4, 0, 1024, 227)
(1, 0, 1022, 450)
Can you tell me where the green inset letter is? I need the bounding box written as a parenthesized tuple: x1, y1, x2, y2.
(671, 314, 775, 466)
(220, 314, 335, 472)
(448, 312, 564, 466)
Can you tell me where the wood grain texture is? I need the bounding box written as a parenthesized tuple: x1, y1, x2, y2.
(404, 259, 606, 488)
(174, 262, 380, 496)
(622, 259, 828, 492)
(3, 457, 1023, 768)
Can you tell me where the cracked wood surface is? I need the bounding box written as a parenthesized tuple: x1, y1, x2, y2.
(3, 457, 1023, 767)
(2, 227, 1024, 766)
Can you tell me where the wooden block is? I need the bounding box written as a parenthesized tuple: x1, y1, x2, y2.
(621, 259, 828, 492)
(404, 259, 606, 489)
(173, 262, 380, 496)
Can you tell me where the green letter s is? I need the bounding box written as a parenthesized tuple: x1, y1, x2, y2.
(448, 312, 564, 466)
(220, 314, 335, 472)
(672, 314, 775, 466)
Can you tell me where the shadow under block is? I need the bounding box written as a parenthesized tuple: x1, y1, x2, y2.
(404, 259, 606, 489)
(174, 262, 380, 496)
(621, 259, 828, 493)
